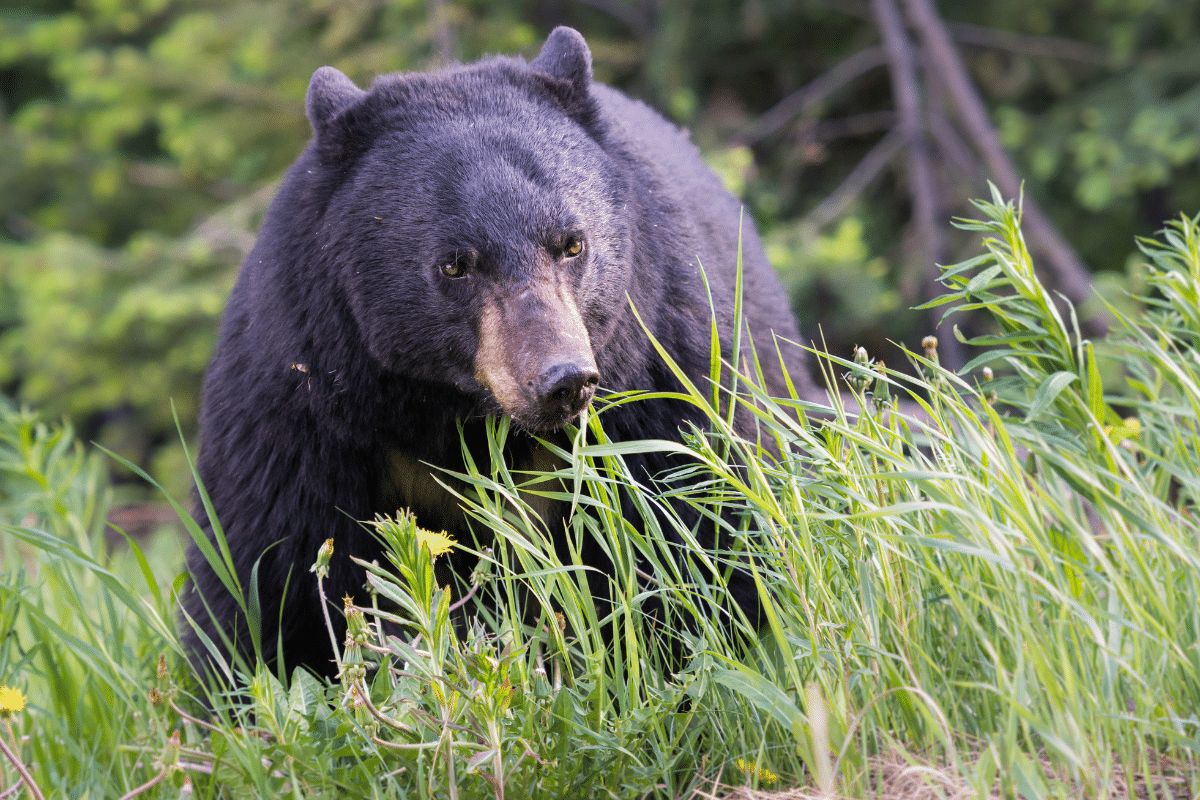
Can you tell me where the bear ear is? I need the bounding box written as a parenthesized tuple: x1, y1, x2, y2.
(530, 27, 592, 96)
(306, 66, 366, 136)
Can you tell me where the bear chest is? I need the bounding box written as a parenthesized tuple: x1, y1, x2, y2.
(380, 445, 561, 540)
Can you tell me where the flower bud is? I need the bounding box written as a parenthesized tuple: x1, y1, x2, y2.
(345, 604, 371, 646)
(161, 730, 181, 769)
(846, 346, 874, 393)
(310, 538, 334, 580)
(871, 361, 892, 411)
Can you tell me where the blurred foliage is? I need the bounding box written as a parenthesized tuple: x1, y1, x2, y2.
(3, 0, 1200, 488)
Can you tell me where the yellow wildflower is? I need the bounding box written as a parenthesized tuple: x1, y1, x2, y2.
(1104, 416, 1142, 447)
(0, 685, 27, 716)
(735, 757, 779, 785)
(414, 527, 455, 558)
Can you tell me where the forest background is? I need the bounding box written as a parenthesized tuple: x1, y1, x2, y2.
(2, 0, 1197, 495)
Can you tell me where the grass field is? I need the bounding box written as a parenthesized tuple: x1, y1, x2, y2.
(2, 194, 1199, 798)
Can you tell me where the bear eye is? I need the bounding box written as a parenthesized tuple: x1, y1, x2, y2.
(561, 236, 585, 259)
(439, 254, 471, 278)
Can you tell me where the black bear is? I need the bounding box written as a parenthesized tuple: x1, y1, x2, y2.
(182, 27, 817, 677)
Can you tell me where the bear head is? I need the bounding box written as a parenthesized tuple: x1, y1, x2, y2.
(304, 28, 634, 432)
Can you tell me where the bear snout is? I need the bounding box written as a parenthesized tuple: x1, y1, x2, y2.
(474, 286, 600, 430)
(535, 362, 600, 422)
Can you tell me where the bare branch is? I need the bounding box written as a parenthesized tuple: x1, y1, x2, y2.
(922, 112, 992, 242)
(809, 0, 872, 20)
(801, 111, 897, 143)
(948, 21, 1112, 65)
(872, 0, 962, 366)
(927, 111, 976, 179)
(737, 47, 888, 145)
(803, 128, 906, 231)
(921, 51, 984, 198)
(871, 2, 939, 263)
(902, 0, 1107, 329)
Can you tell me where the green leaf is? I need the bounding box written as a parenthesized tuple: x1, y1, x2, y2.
(713, 665, 804, 733)
(1025, 371, 1079, 421)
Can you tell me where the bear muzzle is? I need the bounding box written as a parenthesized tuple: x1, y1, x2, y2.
(475, 290, 600, 431)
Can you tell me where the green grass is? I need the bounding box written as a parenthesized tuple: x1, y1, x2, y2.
(3, 192, 1200, 798)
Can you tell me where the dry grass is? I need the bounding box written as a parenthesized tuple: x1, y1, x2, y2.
(697, 752, 1197, 800)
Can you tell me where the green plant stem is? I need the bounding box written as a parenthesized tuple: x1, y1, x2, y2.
(490, 718, 505, 800)
(317, 576, 342, 667)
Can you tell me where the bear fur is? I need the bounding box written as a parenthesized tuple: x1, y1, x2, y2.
(182, 27, 818, 677)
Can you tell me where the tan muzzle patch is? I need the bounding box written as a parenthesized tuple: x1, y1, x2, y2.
(474, 278, 596, 419)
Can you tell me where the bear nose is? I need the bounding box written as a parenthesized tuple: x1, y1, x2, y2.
(536, 363, 600, 419)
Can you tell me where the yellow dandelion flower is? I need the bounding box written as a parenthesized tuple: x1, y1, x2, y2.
(414, 527, 455, 557)
(0, 685, 27, 716)
(735, 757, 779, 785)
